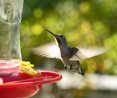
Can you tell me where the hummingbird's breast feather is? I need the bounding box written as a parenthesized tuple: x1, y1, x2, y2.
(59, 45, 72, 65)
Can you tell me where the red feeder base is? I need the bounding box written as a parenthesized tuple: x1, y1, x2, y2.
(0, 68, 62, 98)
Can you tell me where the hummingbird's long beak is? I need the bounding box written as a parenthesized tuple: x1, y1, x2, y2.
(45, 29, 57, 36)
(46, 29, 60, 45)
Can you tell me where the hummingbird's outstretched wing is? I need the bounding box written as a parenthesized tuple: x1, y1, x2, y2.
(70, 47, 110, 61)
(30, 42, 61, 59)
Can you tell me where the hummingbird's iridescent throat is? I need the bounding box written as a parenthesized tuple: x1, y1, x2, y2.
(46, 29, 66, 46)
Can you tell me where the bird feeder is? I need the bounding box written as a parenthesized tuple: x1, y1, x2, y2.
(0, 0, 62, 98)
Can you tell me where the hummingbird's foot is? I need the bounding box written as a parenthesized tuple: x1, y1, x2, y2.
(64, 65, 67, 70)
(70, 65, 72, 70)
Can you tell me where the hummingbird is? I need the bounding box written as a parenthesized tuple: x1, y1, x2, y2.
(30, 29, 109, 75)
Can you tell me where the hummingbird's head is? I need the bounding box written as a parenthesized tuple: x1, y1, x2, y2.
(46, 29, 67, 46)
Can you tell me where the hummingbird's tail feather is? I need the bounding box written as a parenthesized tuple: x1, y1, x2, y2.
(70, 61, 84, 75)
(78, 67, 84, 76)
(76, 61, 84, 75)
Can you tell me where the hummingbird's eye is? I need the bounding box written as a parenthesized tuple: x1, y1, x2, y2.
(60, 35, 64, 38)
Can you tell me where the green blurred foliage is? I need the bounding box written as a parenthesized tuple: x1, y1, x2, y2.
(20, 0, 117, 75)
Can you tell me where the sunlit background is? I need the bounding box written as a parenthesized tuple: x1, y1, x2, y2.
(20, 0, 117, 98)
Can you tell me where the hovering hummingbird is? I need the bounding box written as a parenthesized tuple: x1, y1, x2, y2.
(30, 29, 109, 75)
